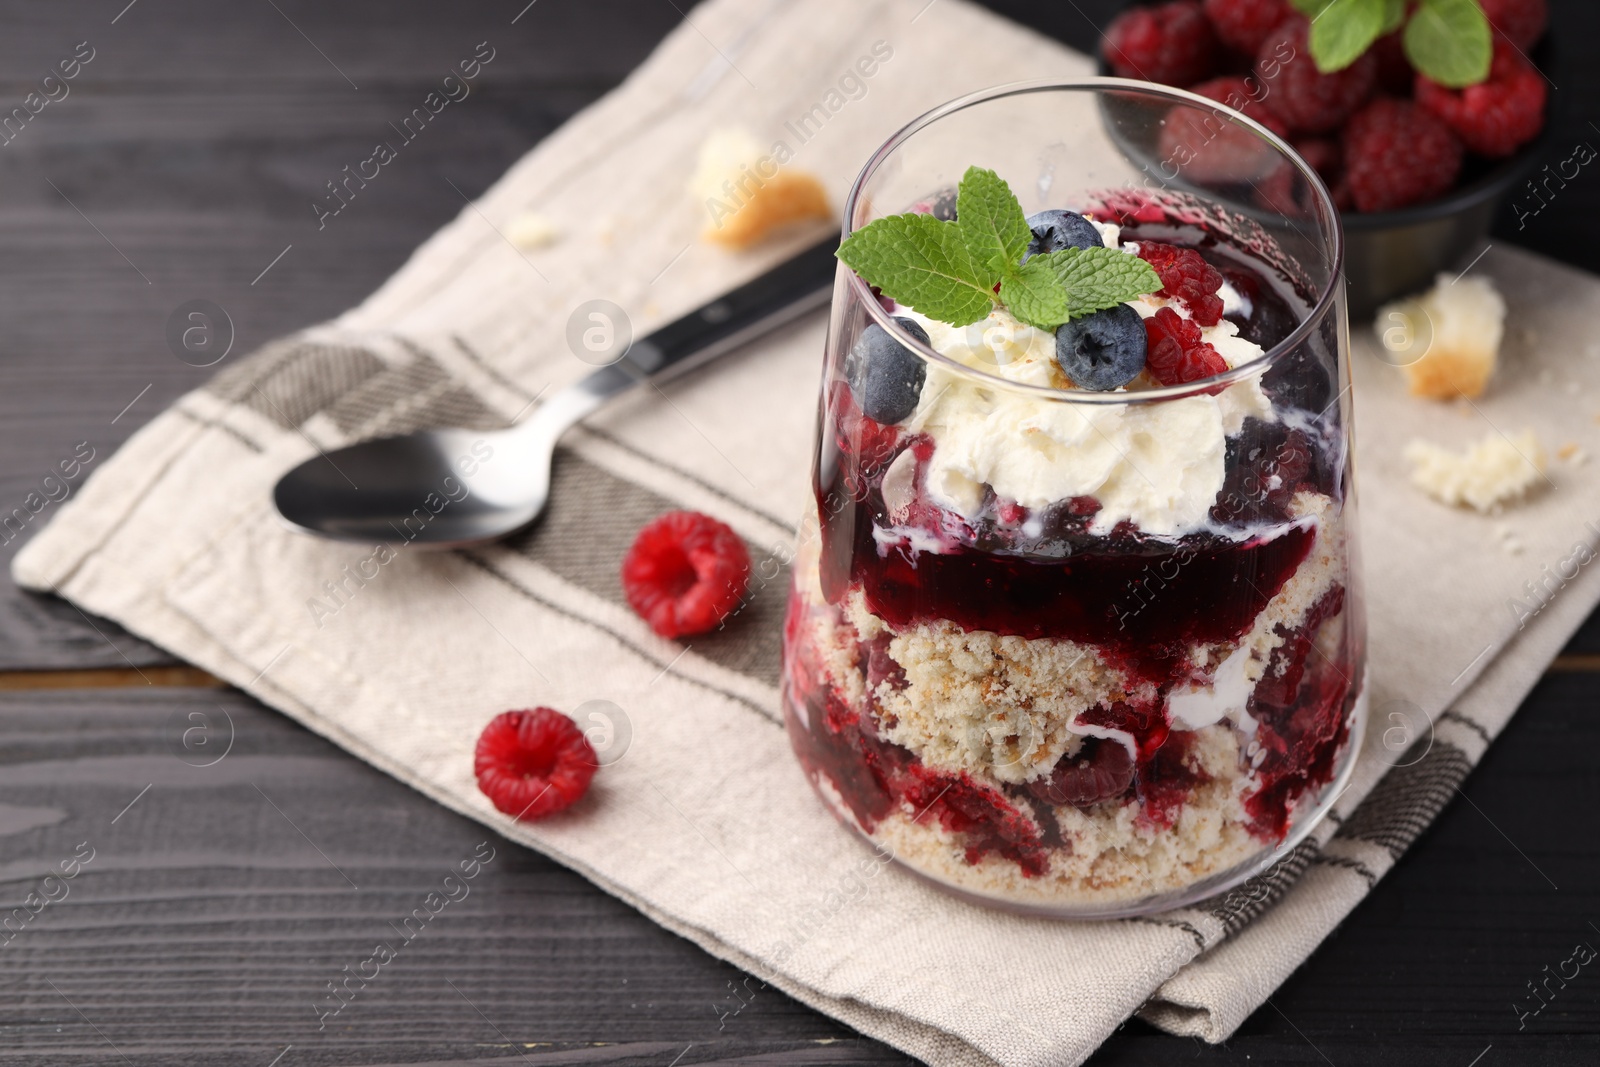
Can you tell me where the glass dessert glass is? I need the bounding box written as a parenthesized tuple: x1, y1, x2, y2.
(780, 80, 1366, 918)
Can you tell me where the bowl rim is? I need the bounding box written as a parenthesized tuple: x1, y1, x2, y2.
(840, 77, 1345, 407)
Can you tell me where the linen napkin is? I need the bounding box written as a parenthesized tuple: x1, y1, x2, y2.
(16, 0, 1600, 1063)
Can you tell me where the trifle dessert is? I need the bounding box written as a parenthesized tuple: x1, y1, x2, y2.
(781, 85, 1365, 916)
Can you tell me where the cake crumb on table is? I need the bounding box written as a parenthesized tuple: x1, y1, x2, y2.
(1376, 272, 1505, 399)
(1404, 430, 1546, 512)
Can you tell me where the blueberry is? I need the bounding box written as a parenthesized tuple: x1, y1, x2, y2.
(1053, 304, 1146, 391)
(1024, 209, 1104, 261)
(927, 188, 958, 221)
(846, 317, 929, 424)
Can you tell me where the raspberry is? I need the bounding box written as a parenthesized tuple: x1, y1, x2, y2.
(1479, 0, 1548, 50)
(474, 708, 597, 820)
(1290, 135, 1341, 183)
(1144, 306, 1229, 385)
(1077, 699, 1171, 760)
(1416, 40, 1547, 159)
(1342, 98, 1463, 212)
(1257, 17, 1376, 134)
(1027, 737, 1135, 808)
(1188, 75, 1289, 137)
(903, 764, 1049, 875)
(1103, 1, 1218, 87)
(1157, 77, 1290, 187)
(1211, 422, 1314, 526)
(1135, 241, 1226, 326)
(1371, 30, 1413, 96)
(1135, 732, 1208, 830)
(622, 511, 751, 639)
(1202, 0, 1290, 55)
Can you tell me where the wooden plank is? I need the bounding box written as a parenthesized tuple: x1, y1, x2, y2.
(0, 666, 220, 690)
(0, 0, 684, 668)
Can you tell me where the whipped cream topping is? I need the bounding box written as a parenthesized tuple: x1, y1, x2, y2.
(895, 226, 1275, 538)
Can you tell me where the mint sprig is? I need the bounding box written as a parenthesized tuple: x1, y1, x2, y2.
(835, 166, 1159, 332)
(1291, 0, 1491, 87)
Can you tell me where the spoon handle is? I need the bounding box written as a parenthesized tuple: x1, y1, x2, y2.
(534, 236, 840, 431)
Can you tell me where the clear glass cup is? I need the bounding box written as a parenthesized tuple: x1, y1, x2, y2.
(780, 80, 1367, 918)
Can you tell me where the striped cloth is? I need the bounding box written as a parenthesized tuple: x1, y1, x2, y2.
(16, 1, 1600, 1063)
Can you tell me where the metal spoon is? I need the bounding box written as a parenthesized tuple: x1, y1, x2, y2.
(272, 237, 839, 548)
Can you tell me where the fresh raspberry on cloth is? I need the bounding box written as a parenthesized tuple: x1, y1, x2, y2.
(1202, 0, 1290, 55)
(622, 510, 751, 639)
(1416, 40, 1548, 158)
(1103, 0, 1218, 86)
(1479, 0, 1548, 49)
(1144, 306, 1229, 385)
(474, 708, 598, 820)
(1256, 17, 1376, 134)
(1136, 241, 1226, 327)
(1342, 98, 1464, 212)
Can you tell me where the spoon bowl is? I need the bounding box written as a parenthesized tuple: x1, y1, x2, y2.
(273, 427, 549, 547)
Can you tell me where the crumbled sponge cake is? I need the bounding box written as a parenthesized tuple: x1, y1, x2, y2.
(831, 584, 1131, 784)
(506, 211, 560, 250)
(1377, 272, 1505, 399)
(880, 615, 1137, 785)
(1404, 430, 1546, 512)
(866, 723, 1263, 907)
(690, 128, 830, 249)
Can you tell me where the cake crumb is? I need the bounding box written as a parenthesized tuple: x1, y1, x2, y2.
(1404, 430, 1546, 512)
(506, 212, 560, 250)
(1376, 273, 1505, 399)
(1492, 522, 1525, 556)
(690, 128, 830, 249)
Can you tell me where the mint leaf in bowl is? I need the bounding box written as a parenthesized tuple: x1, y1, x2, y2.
(836, 166, 1159, 334)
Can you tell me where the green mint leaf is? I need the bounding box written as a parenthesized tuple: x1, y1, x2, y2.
(1289, 0, 1333, 15)
(1036, 247, 1162, 322)
(1405, 0, 1491, 87)
(836, 212, 998, 327)
(1308, 0, 1386, 73)
(1380, 0, 1405, 33)
(999, 258, 1071, 330)
(955, 166, 1031, 277)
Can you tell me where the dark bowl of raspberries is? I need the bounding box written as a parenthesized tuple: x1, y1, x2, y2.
(1098, 0, 1557, 315)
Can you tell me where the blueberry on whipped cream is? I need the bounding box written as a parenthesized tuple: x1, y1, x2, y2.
(1023, 208, 1105, 258)
(846, 318, 928, 424)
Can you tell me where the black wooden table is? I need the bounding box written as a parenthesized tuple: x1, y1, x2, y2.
(2, 2, 1597, 1064)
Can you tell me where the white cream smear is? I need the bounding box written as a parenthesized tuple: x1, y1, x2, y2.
(898, 309, 1273, 539)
